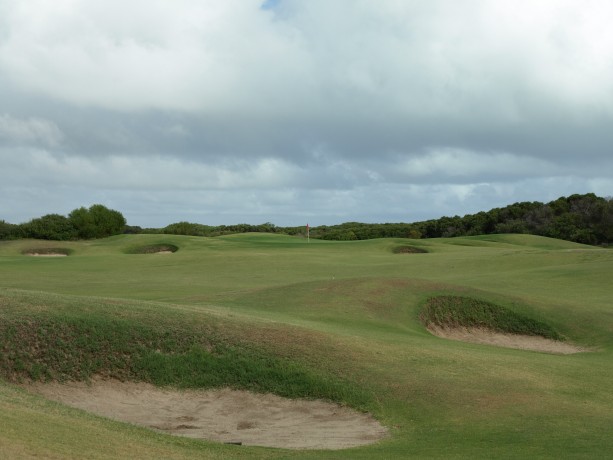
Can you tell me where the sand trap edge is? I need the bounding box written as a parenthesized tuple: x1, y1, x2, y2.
(25, 380, 389, 450)
(427, 325, 587, 354)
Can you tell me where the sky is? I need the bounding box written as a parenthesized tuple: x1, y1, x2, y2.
(1, 0, 612, 228)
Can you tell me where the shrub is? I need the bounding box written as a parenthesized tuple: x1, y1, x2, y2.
(20, 214, 77, 241)
(69, 204, 126, 239)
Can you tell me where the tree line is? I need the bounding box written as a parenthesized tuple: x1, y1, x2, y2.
(142, 193, 610, 246)
(1, 194, 611, 245)
(308, 193, 612, 246)
(0, 204, 126, 240)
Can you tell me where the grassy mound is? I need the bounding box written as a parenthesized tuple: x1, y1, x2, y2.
(125, 243, 179, 254)
(392, 245, 427, 254)
(21, 248, 72, 256)
(0, 291, 370, 408)
(420, 296, 561, 340)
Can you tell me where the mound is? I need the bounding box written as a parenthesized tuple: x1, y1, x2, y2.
(126, 244, 179, 254)
(392, 245, 427, 254)
(22, 248, 71, 257)
(427, 325, 585, 354)
(421, 296, 584, 354)
(27, 380, 388, 450)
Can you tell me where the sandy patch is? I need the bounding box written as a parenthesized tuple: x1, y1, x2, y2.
(428, 325, 586, 354)
(26, 253, 68, 257)
(26, 380, 388, 450)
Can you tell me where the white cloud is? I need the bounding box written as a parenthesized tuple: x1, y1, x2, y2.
(0, 0, 311, 113)
(1, 0, 612, 119)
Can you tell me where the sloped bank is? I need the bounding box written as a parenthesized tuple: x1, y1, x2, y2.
(125, 243, 179, 254)
(2, 291, 387, 449)
(22, 247, 72, 257)
(421, 296, 585, 354)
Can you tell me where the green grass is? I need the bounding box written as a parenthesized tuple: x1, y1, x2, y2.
(1, 233, 612, 458)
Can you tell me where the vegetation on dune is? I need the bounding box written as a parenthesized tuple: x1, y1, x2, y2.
(420, 296, 562, 340)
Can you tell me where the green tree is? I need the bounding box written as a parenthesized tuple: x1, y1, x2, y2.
(68, 207, 96, 239)
(21, 214, 77, 240)
(0, 220, 21, 240)
(69, 204, 126, 239)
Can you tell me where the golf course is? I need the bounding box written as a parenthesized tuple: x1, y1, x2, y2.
(1, 233, 612, 458)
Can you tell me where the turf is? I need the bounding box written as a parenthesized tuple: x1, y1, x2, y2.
(0, 233, 612, 458)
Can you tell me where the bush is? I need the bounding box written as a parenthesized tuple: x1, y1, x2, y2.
(0, 220, 21, 240)
(20, 214, 77, 241)
(69, 204, 126, 239)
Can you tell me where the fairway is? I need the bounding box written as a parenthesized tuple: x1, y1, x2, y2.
(1, 233, 612, 458)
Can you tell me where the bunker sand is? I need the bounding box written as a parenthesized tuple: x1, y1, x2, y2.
(27, 380, 388, 450)
(428, 325, 586, 354)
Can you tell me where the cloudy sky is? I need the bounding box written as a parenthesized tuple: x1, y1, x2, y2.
(1, 0, 612, 227)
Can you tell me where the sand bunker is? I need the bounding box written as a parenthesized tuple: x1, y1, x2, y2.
(428, 325, 585, 354)
(27, 380, 388, 450)
(23, 248, 69, 257)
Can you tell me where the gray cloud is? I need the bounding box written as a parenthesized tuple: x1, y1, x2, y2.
(0, 114, 63, 147)
(0, 0, 611, 226)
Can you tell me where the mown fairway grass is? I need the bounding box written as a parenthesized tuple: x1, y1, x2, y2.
(0, 233, 612, 458)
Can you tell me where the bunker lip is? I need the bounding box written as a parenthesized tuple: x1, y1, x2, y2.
(126, 244, 179, 254)
(22, 248, 71, 257)
(427, 325, 586, 354)
(26, 380, 388, 450)
(392, 245, 428, 254)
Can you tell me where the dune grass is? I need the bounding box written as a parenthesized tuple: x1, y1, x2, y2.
(0, 233, 612, 458)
